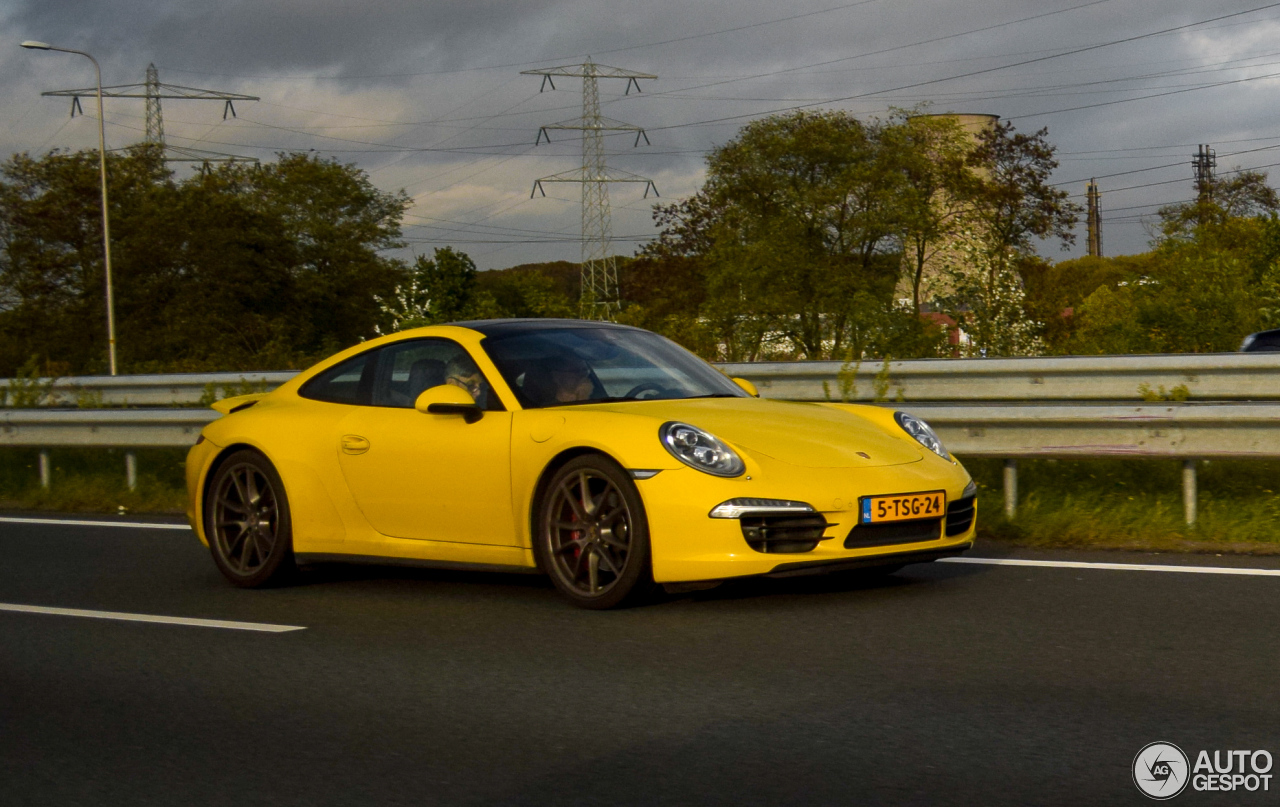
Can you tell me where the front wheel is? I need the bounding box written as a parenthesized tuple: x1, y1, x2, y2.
(536, 455, 654, 609)
(205, 449, 295, 588)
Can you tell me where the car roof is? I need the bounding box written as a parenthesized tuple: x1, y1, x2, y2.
(448, 318, 645, 338)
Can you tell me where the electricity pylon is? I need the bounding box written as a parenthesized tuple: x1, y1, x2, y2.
(523, 59, 657, 321)
(1086, 180, 1102, 258)
(1193, 144, 1216, 202)
(144, 63, 164, 145)
(43, 63, 260, 166)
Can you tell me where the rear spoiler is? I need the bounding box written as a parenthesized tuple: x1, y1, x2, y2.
(210, 393, 269, 415)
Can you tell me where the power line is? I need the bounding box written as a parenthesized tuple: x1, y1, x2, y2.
(40, 64, 260, 165)
(157, 0, 883, 82)
(1008, 67, 1280, 120)
(644, 1, 1280, 133)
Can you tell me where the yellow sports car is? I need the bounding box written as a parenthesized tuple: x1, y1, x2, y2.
(186, 319, 976, 608)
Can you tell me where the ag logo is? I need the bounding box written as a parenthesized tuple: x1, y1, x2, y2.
(1134, 742, 1190, 800)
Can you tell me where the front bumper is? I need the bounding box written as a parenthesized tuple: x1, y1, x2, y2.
(636, 458, 976, 583)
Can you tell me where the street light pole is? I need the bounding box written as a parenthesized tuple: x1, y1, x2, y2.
(21, 41, 117, 375)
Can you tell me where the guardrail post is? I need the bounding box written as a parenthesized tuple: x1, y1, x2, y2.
(1003, 459, 1018, 519)
(1183, 459, 1197, 526)
(38, 450, 51, 490)
(125, 451, 137, 492)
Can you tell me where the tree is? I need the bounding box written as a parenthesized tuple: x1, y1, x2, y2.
(211, 153, 410, 355)
(0, 147, 411, 374)
(967, 121, 1081, 281)
(1158, 170, 1280, 239)
(937, 234, 1044, 357)
(1067, 252, 1262, 354)
(644, 110, 912, 360)
(373, 253, 580, 333)
(1019, 253, 1156, 352)
(1064, 202, 1280, 354)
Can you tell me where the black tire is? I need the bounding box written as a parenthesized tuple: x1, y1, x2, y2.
(535, 455, 654, 609)
(205, 449, 295, 588)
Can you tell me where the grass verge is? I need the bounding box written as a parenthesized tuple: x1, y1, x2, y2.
(966, 457, 1280, 554)
(0, 447, 187, 515)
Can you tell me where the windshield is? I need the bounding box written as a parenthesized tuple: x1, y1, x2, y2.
(480, 327, 747, 409)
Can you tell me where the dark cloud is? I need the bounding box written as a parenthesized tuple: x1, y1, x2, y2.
(4, 0, 1279, 265)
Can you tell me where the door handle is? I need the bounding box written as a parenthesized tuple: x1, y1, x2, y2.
(341, 434, 370, 455)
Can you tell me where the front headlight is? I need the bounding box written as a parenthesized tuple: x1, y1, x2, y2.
(894, 411, 951, 460)
(659, 421, 745, 477)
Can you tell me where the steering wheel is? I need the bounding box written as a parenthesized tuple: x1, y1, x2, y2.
(623, 382, 668, 400)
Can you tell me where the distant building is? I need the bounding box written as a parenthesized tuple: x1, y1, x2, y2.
(897, 113, 999, 312)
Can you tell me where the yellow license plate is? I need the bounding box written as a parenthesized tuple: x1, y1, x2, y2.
(860, 491, 946, 524)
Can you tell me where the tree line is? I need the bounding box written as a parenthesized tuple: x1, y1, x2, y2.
(2, 111, 1276, 377)
(0, 145, 576, 376)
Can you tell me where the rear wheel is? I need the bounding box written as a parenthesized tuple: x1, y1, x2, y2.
(205, 450, 295, 588)
(536, 455, 653, 609)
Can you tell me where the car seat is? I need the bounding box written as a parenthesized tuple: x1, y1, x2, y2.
(519, 363, 558, 407)
(407, 358, 446, 400)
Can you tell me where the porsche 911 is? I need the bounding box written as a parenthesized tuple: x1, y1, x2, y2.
(186, 319, 976, 608)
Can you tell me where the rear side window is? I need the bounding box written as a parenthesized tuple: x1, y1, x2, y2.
(298, 351, 375, 405)
(369, 338, 503, 411)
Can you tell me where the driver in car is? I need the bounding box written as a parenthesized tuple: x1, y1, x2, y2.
(445, 355, 486, 404)
(547, 355, 594, 403)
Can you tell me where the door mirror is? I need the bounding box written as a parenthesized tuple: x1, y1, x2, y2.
(731, 377, 760, 397)
(415, 384, 483, 423)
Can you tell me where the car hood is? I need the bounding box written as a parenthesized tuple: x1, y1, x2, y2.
(583, 397, 923, 469)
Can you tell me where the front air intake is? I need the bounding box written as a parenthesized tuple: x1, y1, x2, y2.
(844, 518, 942, 549)
(945, 493, 977, 536)
(741, 513, 829, 554)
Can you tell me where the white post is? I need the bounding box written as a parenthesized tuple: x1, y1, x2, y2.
(1003, 459, 1018, 519)
(125, 451, 137, 492)
(39, 450, 51, 489)
(1183, 459, 1197, 526)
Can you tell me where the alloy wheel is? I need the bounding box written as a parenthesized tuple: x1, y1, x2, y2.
(544, 468, 634, 597)
(212, 462, 280, 577)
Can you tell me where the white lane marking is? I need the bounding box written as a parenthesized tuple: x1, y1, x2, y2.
(0, 516, 190, 531)
(941, 557, 1280, 577)
(0, 603, 305, 633)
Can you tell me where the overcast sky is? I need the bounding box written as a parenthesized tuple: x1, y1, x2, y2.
(4, 0, 1280, 269)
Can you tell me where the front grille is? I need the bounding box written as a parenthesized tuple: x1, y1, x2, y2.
(742, 513, 829, 554)
(844, 518, 941, 549)
(945, 494, 977, 536)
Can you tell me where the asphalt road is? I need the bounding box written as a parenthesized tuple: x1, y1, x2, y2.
(2, 514, 1278, 806)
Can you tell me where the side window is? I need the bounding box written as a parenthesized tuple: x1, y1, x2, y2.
(370, 339, 503, 411)
(298, 350, 376, 405)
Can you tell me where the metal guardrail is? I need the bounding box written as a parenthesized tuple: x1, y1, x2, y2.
(0, 408, 217, 492)
(901, 402, 1280, 525)
(6, 401, 1273, 457)
(901, 403, 1280, 460)
(722, 352, 1280, 402)
(0, 408, 217, 447)
(0, 371, 297, 406)
(5, 352, 1280, 406)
